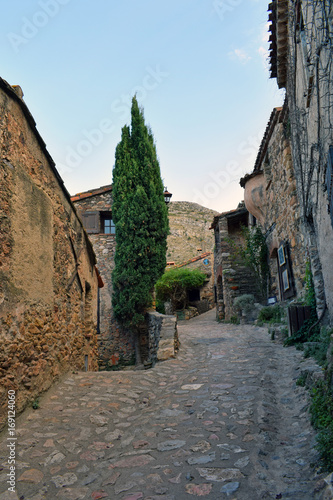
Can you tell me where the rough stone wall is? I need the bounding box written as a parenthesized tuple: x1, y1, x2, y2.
(243, 110, 307, 301)
(144, 312, 178, 366)
(213, 211, 260, 321)
(72, 191, 135, 369)
(167, 201, 218, 264)
(286, 0, 333, 319)
(266, 1, 333, 319)
(180, 256, 215, 311)
(0, 80, 98, 429)
(165, 201, 217, 313)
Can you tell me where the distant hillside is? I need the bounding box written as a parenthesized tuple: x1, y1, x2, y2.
(166, 201, 218, 265)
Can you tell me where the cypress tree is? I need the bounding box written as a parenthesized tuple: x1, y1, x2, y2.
(112, 96, 169, 328)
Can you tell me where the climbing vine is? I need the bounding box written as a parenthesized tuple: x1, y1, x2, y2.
(310, 377, 333, 472)
(288, 1, 333, 218)
(242, 226, 269, 300)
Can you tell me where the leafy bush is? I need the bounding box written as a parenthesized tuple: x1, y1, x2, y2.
(233, 294, 255, 315)
(310, 378, 333, 472)
(155, 268, 206, 311)
(304, 328, 333, 368)
(156, 299, 165, 314)
(257, 305, 282, 324)
(32, 398, 40, 410)
(242, 226, 269, 300)
(230, 315, 240, 325)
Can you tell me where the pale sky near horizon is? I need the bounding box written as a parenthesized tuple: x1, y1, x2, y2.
(0, 0, 285, 212)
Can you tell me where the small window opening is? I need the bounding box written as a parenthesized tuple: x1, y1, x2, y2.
(188, 288, 201, 302)
(101, 212, 115, 234)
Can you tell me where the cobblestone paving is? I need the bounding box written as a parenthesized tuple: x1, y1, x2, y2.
(0, 310, 323, 499)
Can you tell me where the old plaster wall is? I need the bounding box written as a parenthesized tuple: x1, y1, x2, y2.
(0, 79, 98, 428)
(72, 190, 135, 369)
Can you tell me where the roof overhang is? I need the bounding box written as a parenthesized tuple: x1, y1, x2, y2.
(268, 0, 289, 89)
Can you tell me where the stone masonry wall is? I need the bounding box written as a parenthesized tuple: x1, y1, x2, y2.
(214, 212, 260, 322)
(143, 312, 178, 367)
(72, 190, 135, 369)
(288, 1, 333, 319)
(0, 79, 98, 429)
(179, 256, 215, 312)
(243, 108, 307, 301)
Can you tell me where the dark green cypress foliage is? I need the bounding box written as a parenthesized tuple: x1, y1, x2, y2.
(112, 96, 169, 327)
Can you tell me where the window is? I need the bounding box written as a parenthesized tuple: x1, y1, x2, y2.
(80, 210, 115, 234)
(188, 288, 200, 302)
(81, 211, 99, 234)
(101, 212, 115, 234)
(103, 218, 115, 234)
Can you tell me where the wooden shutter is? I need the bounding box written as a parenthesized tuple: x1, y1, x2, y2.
(81, 211, 99, 233)
(277, 241, 295, 300)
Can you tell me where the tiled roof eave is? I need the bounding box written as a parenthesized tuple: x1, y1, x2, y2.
(71, 184, 113, 202)
(268, 0, 289, 88)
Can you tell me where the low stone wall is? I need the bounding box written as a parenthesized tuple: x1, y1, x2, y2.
(222, 263, 260, 322)
(176, 307, 199, 321)
(98, 321, 135, 370)
(143, 312, 178, 367)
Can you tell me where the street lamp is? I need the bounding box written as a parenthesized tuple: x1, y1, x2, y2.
(163, 187, 172, 205)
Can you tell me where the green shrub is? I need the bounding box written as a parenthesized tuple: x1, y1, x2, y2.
(233, 294, 255, 315)
(257, 305, 282, 324)
(32, 398, 40, 410)
(304, 328, 333, 368)
(230, 315, 240, 324)
(309, 378, 333, 472)
(155, 268, 206, 311)
(242, 226, 269, 300)
(296, 373, 307, 387)
(156, 299, 165, 314)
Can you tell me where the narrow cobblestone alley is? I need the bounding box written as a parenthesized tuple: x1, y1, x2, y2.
(0, 310, 323, 500)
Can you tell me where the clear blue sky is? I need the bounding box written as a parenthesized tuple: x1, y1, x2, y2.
(0, 0, 284, 212)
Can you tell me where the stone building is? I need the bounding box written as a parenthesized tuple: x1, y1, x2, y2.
(0, 78, 100, 428)
(267, 0, 333, 321)
(71, 185, 136, 369)
(211, 202, 260, 321)
(166, 252, 215, 315)
(165, 201, 217, 316)
(240, 105, 307, 303)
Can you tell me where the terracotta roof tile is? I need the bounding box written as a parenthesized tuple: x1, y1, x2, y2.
(71, 184, 112, 202)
